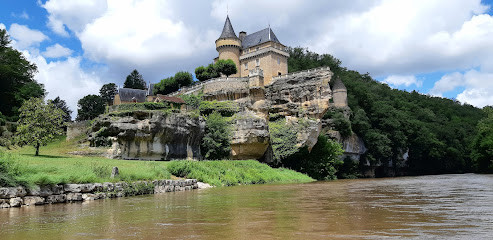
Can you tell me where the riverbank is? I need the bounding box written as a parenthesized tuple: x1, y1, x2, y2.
(0, 179, 199, 209)
(1, 136, 313, 189)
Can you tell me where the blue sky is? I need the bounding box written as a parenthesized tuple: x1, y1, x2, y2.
(1, 0, 493, 116)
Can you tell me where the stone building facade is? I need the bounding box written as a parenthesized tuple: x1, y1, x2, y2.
(215, 16, 289, 85)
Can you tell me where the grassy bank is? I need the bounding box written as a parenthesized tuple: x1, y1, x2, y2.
(168, 160, 314, 186)
(1, 136, 314, 187)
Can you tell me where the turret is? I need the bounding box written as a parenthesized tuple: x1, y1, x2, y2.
(215, 16, 241, 77)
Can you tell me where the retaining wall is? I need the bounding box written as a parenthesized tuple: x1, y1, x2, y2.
(0, 179, 198, 209)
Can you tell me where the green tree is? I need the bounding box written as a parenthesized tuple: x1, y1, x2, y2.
(283, 135, 344, 180)
(471, 107, 493, 172)
(0, 29, 45, 120)
(174, 71, 193, 87)
(154, 77, 178, 95)
(124, 69, 146, 89)
(195, 66, 208, 81)
(99, 83, 118, 105)
(201, 111, 231, 159)
(76, 95, 106, 121)
(215, 59, 237, 77)
(269, 120, 299, 163)
(16, 98, 65, 156)
(48, 96, 72, 122)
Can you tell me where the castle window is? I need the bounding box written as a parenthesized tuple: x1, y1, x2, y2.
(277, 57, 280, 65)
(278, 72, 282, 76)
(244, 63, 248, 70)
(256, 59, 260, 66)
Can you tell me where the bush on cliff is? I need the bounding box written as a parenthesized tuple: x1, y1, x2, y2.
(283, 135, 344, 180)
(269, 120, 299, 163)
(199, 100, 239, 117)
(201, 111, 231, 160)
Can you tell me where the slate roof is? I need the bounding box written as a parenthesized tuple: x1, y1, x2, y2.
(118, 88, 148, 102)
(156, 94, 185, 104)
(241, 28, 281, 49)
(218, 16, 238, 39)
(332, 77, 347, 90)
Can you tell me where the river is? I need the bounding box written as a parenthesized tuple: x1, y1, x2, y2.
(1, 174, 492, 239)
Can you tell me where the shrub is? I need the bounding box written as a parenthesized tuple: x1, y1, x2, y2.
(283, 135, 344, 180)
(199, 100, 239, 117)
(201, 111, 231, 160)
(180, 93, 202, 109)
(268, 120, 299, 163)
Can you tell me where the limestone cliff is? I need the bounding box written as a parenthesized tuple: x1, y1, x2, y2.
(89, 67, 366, 162)
(90, 111, 204, 160)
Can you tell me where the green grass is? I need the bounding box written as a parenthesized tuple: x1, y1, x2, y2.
(1, 135, 314, 188)
(1, 136, 171, 187)
(167, 160, 314, 186)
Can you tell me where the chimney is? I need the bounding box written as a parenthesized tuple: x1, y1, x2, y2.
(239, 31, 246, 41)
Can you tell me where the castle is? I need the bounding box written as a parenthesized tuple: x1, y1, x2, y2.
(214, 16, 289, 85)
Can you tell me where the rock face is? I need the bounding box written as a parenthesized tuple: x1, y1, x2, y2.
(266, 68, 333, 119)
(230, 112, 270, 160)
(327, 130, 367, 161)
(90, 111, 205, 160)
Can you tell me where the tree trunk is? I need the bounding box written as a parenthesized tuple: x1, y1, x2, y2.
(35, 143, 40, 156)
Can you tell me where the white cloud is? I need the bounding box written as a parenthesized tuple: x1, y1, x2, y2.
(11, 11, 30, 20)
(47, 15, 69, 37)
(42, 0, 107, 35)
(8, 24, 48, 49)
(429, 72, 464, 96)
(430, 70, 493, 107)
(21, 51, 102, 118)
(42, 43, 73, 58)
(0, 23, 5, 30)
(383, 75, 422, 88)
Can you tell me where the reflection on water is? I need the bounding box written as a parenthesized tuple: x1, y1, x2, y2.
(1, 174, 492, 239)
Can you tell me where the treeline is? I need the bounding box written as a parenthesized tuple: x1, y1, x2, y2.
(287, 47, 492, 175)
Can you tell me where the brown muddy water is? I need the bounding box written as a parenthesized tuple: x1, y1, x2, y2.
(1, 174, 492, 239)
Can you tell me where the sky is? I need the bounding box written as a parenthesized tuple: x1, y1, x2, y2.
(1, 0, 493, 118)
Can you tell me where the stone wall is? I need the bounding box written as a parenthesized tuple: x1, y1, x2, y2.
(67, 121, 90, 141)
(0, 179, 199, 209)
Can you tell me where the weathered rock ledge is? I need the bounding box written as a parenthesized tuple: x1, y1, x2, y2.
(0, 179, 201, 209)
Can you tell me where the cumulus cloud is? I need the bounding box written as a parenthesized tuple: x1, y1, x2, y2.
(42, 43, 73, 58)
(23, 51, 103, 118)
(42, 0, 107, 35)
(8, 23, 49, 49)
(383, 75, 422, 88)
(430, 70, 493, 107)
(429, 72, 464, 96)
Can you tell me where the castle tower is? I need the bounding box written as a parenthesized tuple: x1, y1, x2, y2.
(215, 16, 241, 77)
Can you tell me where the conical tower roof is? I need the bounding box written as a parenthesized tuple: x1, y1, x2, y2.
(218, 15, 238, 39)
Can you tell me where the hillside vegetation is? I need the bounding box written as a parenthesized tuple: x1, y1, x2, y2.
(287, 47, 489, 175)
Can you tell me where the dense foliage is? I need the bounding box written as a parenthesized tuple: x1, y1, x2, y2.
(180, 93, 202, 109)
(154, 71, 194, 95)
(471, 107, 493, 173)
(76, 94, 106, 121)
(168, 160, 313, 186)
(288, 47, 487, 175)
(201, 111, 231, 160)
(48, 96, 72, 122)
(100, 83, 118, 105)
(215, 59, 237, 77)
(0, 29, 45, 121)
(268, 120, 299, 163)
(124, 69, 146, 89)
(195, 59, 237, 81)
(16, 98, 65, 156)
(284, 135, 344, 180)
